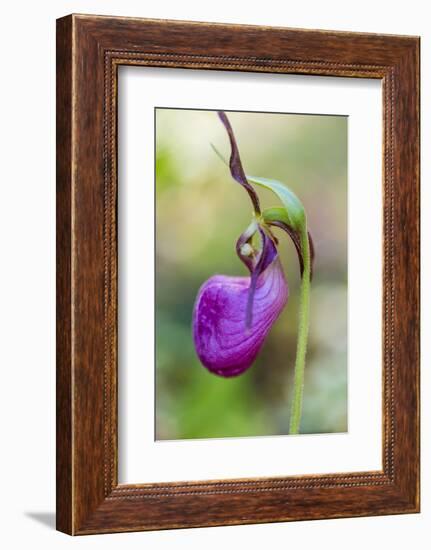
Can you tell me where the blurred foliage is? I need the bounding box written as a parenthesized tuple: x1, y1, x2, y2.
(155, 108, 348, 440)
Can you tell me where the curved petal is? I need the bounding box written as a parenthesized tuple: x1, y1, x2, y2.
(192, 251, 288, 377)
(268, 221, 315, 281)
(217, 111, 261, 214)
(245, 228, 277, 329)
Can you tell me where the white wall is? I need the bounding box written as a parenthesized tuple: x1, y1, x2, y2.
(0, 1, 427, 548)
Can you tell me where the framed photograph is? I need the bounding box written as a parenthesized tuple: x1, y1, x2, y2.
(56, 14, 420, 535)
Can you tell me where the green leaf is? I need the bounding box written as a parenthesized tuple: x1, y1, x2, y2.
(247, 175, 306, 231)
(261, 206, 290, 226)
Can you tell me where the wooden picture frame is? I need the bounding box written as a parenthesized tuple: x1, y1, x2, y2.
(56, 14, 420, 535)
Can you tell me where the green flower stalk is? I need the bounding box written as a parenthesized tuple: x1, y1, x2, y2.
(288, 228, 311, 434)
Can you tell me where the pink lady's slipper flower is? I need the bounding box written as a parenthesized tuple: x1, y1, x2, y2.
(193, 225, 288, 377)
(192, 111, 313, 434)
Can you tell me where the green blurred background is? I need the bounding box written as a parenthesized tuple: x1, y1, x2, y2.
(155, 108, 347, 440)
